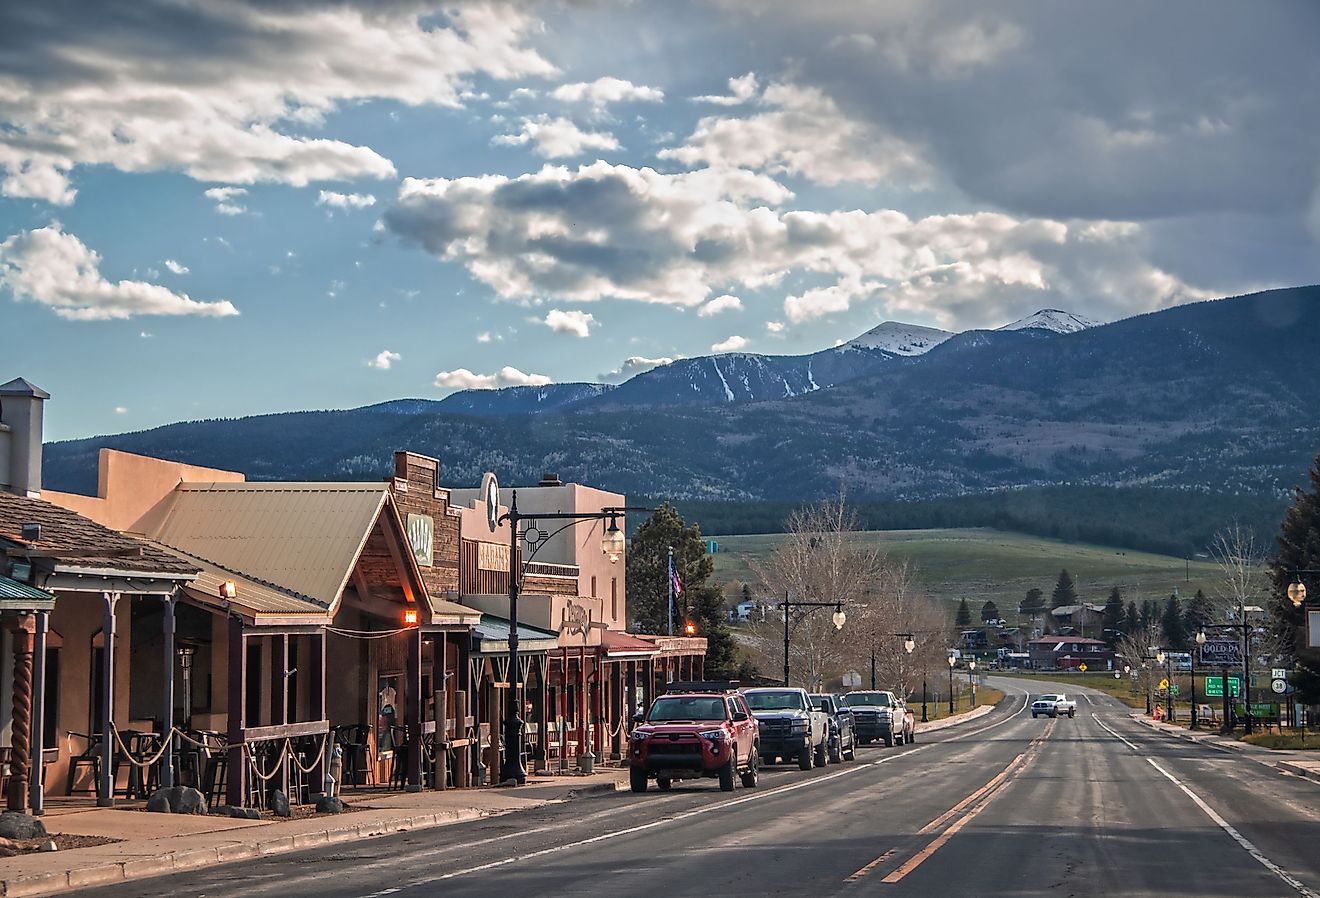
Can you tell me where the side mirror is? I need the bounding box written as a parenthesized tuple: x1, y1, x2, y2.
(632, 712, 645, 724)
(732, 711, 748, 722)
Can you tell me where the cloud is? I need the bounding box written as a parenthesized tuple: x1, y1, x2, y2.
(697, 294, 742, 316)
(765, 320, 785, 333)
(0, 2, 555, 204)
(369, 349, 401, 370)
(205, 187, 248, 216)
(385, 160, 1215, 328)
(0, 224, 239, 320)
(662, 80, 931, 187)
(551, 77, 664, 108)
(599, 355, 676, 383)
(318, 190, 377, 210)
(711, 335, 747, 353)
(542, 308, 596, 337)
(493, 116, 620, 159)
(476, 331, 493, 343)
(693, 73, 759, 106)
(163, 259, 189, 275)
(433, 366, 552, 392)
(114, 406, 128, 414)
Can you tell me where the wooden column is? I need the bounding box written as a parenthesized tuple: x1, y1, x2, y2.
(269, 634, 289, 796)
(225, 616, 247, 807)
(98, 593, 118, 807)
(7, 616, 34, 812)
(310, 632, 326, 795)
(578, 647, 588, 758)
(537, 656, 549, 771)
(453, 688, 470, 788)
(609, 660, 623, 760)
(160, 595, 176, 788)
(406, 625, 423, 791)
(431, 632, 446, 791)
(29, 610, 48, 815)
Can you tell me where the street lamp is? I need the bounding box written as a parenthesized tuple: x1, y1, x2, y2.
(1155, 649, 1173, 721)
(1143, 660, 1152, 715)
(871, 633, 916, 691)
(778, 595, 846, 687)
(947, 653, 956, 715)
(1192, 629, 1206, 729)
(968, 659, 977, 708)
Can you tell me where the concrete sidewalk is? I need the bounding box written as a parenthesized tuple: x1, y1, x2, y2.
(1130, 713, 1320, 782)
(0, 767, 630, 898)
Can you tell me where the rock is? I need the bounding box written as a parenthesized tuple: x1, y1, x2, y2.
(211, 804, 261, 819)
(173, 787, 207, 815)
(269, 790, 291, 817)
(0, 812, 47, 840)
(146, 789, 173, 813)
(39, 839, 58, 852)
(0, 836, 18, 850)
(314, 795, 345, 814)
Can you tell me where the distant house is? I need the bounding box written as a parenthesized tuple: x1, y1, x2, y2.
(1049, 603, 1107, 636)
(729, 599, 771, 623)
(1027, 637, 1114, 671)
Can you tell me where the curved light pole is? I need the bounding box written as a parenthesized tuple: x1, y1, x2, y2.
(1192, 630, 1205, 729)
(1143, 660, 1152, 715)
(967, 659, 977, 708)
(779, 596, 845, 687)
(947, 653, 956, 715)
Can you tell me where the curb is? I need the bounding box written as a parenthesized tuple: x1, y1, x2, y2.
(0, 805, 502, 898)
(1279, 762, 1320, 783)
(565, 780, 624, 799)
(914, 703, 995, 734)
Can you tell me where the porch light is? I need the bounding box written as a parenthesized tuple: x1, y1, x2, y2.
(684, 620, 697, 636)
(1289, 577, 1307, 608)
(601, 518, 626, 562)
(404, 608, 419, 626)
(218, 580, 237, 601)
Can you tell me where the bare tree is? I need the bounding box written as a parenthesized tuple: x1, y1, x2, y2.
(1116, 611, 1162, 706)
(1210, 522, 1266, 620)
(846, 559, 949, 698)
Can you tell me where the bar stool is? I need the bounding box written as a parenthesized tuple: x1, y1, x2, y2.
(336, 725, 373, 787)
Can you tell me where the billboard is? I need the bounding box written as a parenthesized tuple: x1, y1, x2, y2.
(1197, 639, 1241, 667)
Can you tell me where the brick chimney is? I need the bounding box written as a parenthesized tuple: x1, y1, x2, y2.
(0, 377, 49, 498)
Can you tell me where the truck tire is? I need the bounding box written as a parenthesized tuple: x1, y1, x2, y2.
(843, 738, 856, 760)
(815, 739, 829, 767)
(829, 736, 842, 764)
(719, 758, 736, 792)
(741, 748, 759, 788)
(1032, 712, 1038, 718)
(629, 768, 648, 793)
(883, 735, 894, 747)
(798, 745, 814, 771)
(1069, 709, 1075, 718)
(657, 777, 673, 792)
(895, 731, 905, 746)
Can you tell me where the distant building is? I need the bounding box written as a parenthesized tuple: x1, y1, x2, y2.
(1027, 637, 1114, 671)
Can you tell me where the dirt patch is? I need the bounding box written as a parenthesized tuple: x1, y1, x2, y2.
(0, 833, 121, 857)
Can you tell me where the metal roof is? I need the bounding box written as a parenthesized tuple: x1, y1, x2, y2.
(427, 593, 482, 626)
(0, 574, 55, 610)
(144, 482, 390, 608)
(602, 630, 660, 657)
(472, 613, 559, 654)
(152, 543, 328, 623)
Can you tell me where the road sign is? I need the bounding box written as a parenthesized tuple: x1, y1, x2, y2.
(1198, 639, 1241, 666)
(1272, 668, 1289, 680)
(1272, 679, 1288, 694)
(1159, 678, 1169, 690)
(842, 671, 862, 688)
(1204, 676, 1241, 697)
(1170, 685, 1180, 695)
(1078, 663, 1088, 672)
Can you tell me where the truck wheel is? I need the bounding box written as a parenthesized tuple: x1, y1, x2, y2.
(829, 737, 842, 764)
(1032, 712, 1038, 718)
(629, 768, 648, 793)
(844, 738, 856, 760)
(740, 749, 759, 788)
(894, 732, 905, 746)
(815, 739, 829, 767)
(1069, 709, 1075, 718)
(719, 758, 736, 792)
(883, 736, 894, 747)
(798, 745, 814, 771)
(657, 777, 672, 792)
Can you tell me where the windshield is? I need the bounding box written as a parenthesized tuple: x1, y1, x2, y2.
(811, 696, 832, 712)
(646, 696, 727, 722)
(843, 693, 892, 707)
(1038, 695, 1060, 702)
(744, 690, 807, 712)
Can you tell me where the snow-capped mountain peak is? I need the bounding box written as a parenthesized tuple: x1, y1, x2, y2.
(846, 321, 953, 356)
(998, 309, 1101, 334)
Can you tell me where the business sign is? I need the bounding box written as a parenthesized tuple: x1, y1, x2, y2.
(407, 513, 434, 567)
(1197, 639, 1241, 667)
(1309, 610, 1320, 649)
(1204, 676, 1241, 697)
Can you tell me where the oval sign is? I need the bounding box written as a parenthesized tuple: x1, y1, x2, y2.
(482, 472, 499, 533)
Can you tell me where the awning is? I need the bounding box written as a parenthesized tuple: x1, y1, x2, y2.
(0, 574, 56, 612)
(472, 613, 559, 655)
(601, 630, 660, 659)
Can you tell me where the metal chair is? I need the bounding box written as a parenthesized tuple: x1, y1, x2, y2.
(336, 724, 373, 787)
(65, 732, 102, 795)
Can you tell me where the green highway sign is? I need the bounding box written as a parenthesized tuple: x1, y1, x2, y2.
(1204, 676, 1241, 697)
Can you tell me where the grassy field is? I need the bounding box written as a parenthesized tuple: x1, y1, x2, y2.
(711, 527, 1227, 611)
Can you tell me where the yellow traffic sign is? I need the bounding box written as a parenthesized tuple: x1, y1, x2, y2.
(1078, 663, 1088, 672)
(1159, 677, 1169, 690)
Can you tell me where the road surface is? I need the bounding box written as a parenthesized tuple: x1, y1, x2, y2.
(73, 677, 1320, 897)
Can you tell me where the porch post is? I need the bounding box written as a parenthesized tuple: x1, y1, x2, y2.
(609, 659, 623, 760)
(160, 594, 176, 788)
(310, 631, 326, 796)
(30, 610, 48, 815)
(406, 625, 423, 791)
(7, 616, 34, 812)
(98, 592, 119, 807)
(537, 656, 549, 772)
(270, 633, 288, 796)
(430, 632, 446, 791)
(226, 616, 247, 807)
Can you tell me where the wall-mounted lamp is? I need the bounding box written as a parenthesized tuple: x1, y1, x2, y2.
(404, 608, 419, 626)
(218, 580, 237, 601)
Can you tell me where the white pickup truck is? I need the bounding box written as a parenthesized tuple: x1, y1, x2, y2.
(1031, 694, 1077, 718)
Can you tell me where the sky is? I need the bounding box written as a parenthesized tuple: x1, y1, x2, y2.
(1, 1, 1317, 441)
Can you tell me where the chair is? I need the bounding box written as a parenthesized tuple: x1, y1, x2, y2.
(336, 724, 374, 787)
(66, 732, 102, 795)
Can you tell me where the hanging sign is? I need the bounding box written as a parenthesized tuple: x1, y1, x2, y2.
(1197, 639, 1241, 666)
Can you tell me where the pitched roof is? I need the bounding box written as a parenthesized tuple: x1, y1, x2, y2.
(0, 377, 50, 399)
(0, 492, 198, 576)
(0, 573, 56, 610)
(152, 542, 329, 622)
(602, 630, 661, 657)
(142, 482, 391, 608)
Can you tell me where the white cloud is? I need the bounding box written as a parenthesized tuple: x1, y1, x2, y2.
(433, 366, 552, 392)
(139, 331, 153, 338)
(765, 320, 785, 333)
(476, 331, 493, 343)
(0, 2, 556, 204)
(369, 349, 401, 370)
(599, 355, 676, 383)
(493, 116, 620, 159)
(551, 77, 664, 108)
(163, 259, 189, 275)
(693, 72, 759, 106)
(385, 161, 1215, 329)
(542, 308, 596, 337)
(317, 190, 377, 210)
(663, 81, 931, 187)
(327, 279, 345, 298)
(697, 294, 742, 316)
(711, 335, 747, 353)
(205, 187, 248, 216)
(0, 224, 239, 320)
(114, 406, 128, 414)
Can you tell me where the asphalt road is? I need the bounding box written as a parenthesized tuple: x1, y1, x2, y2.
(73, 677, 1320, 897)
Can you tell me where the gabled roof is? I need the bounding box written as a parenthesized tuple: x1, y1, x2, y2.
(0, 377, 50, 399)
(0, 573, 55, 611)
(143, 482, 392, 608)
(152, 542, 329, 623)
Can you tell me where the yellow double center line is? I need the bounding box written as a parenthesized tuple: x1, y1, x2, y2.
(846, 718, 1054, 886)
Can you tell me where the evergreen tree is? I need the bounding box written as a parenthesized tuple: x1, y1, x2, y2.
(625, 504, 737, 677)
(1019, 588, 1046, 616)
(1269, 449, 1320, 704)
(1051, 569, 1079, 609)
(1182, 588, 1215, 639)
(981, 600, 1000, 623)
(956, 598, 972, 628)
(1139, 599, 1158, 632)
(1123, 601, 1140, 637)
(1102, 587, 1124, 647)
(1161, 593, 1186, 650)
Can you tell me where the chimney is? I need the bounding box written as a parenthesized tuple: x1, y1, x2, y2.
(0, 377, 50, 498)
(538, 472, 562, 486)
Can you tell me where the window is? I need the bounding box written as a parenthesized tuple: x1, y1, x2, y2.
(591, 575, 597, 598)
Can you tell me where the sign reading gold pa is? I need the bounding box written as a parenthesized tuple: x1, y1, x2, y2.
(407, 513, 434, 567)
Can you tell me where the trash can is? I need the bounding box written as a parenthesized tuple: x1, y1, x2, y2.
(577, 750, 595, 775)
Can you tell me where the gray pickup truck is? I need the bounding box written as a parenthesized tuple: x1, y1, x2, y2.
(842, 690, 912, 747)
(742, 687, 831, 770)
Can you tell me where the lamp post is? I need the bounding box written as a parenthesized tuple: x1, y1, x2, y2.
(496, 491, 637, 785)
(947, 653, 956, 715)
(1192, 630, 1205, 729)
(872, 633, 916, 691)
(779, 596, 846, 687)
(968, 659, 977, 708)
(177, 645, 196, 729)
(1156, 649, 1173, 721)
(1144, 661, 1152, 715)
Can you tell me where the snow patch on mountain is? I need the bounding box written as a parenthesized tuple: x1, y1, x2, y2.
(998, 309, 1101, 334)
(846, 321, 953, 355)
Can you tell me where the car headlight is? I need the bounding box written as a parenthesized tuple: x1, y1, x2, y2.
(699, 729, 726, 741)
(631, 730, 652, 741)
(790, 719, 809, 732)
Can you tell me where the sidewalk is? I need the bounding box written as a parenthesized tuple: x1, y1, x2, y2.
(0, 767, 630, 898)
(1130, 713, 1320, 782)
(914, 703, 994, 734)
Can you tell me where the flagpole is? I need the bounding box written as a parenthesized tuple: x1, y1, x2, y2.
(667, 545, 674, 636)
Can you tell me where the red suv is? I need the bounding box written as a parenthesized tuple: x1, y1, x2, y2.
(629, 686, 760, 793)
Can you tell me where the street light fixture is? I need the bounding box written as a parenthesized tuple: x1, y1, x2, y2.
(1192, 629, 1207, 729)
(947, 653, 956, 715)
(870, 632, 916, 691)
(778, 595, 846, 687)
(968, 659, 977, 708)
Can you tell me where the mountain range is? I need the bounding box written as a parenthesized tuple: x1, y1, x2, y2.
(41, 288, 1320, 505)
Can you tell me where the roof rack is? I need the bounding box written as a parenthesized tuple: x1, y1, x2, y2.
(664, 680, 742, 694)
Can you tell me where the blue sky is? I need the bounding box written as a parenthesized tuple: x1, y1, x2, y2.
(1, 1, 1317, 441)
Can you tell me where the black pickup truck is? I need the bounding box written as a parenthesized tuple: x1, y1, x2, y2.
(810, 693, 857, 762)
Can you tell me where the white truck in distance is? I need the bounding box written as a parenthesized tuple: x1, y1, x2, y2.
(1032, 694, 1077, 718)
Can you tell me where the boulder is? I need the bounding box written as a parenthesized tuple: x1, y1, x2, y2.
(146, 789, 173, 813)
(211, 804, 261, 820)
(269, 790, 291, 818)
(173, 787, 207, 815)
(314, 795, 345, 814)
(0, 812, 47, 840)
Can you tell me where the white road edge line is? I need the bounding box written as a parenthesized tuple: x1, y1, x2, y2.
(1094, 715, 1141, 752)
(385, 748, 927, 889)
(1147, 758, 1319, 898)
(938, 693, 1030, 743)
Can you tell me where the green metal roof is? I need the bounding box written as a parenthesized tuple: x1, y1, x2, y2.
(473, 613, 558, 651)
(0, 574, 56, 609)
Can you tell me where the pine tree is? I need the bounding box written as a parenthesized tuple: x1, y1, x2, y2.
(981, 600, 1000, 623)
(1139, 599, 1158, 632)
(1269, 449, 1320, 704)
(956, 598, 972, 628)
(1123, 600, 1140, 637)
(1102, 587, 1124, 647)
(1162, 593, 1186, 650)
(1019, 588, 1046, 616)
(1182, 588, 1214, 639)
(1051, 569, 1079, 609)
